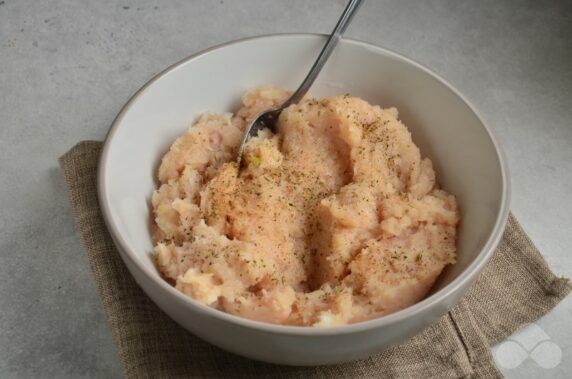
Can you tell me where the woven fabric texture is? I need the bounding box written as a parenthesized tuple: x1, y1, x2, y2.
(59, 141, 571, 379)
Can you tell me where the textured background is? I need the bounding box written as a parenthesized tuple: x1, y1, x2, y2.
(1, 0, 570, 377)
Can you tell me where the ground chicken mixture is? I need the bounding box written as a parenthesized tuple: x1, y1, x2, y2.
(151, 86, 459, 327)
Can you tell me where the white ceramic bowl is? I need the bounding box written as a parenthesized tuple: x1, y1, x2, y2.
(98, 34, 510, 365)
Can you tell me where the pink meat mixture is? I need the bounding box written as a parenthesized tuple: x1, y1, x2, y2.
(151, 86, 459, 326)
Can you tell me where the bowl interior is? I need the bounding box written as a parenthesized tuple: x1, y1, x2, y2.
(100, 34, 506, 314)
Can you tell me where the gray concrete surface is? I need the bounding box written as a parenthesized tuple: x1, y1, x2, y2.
(1, 0, 570, 377)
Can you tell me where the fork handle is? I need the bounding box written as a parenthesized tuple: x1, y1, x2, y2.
(283, 0, 364, 108)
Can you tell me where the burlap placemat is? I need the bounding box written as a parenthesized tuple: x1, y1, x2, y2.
(60, 141, 571, 378)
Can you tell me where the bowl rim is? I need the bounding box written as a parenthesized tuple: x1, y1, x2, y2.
(98, 33, 511, 336)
